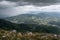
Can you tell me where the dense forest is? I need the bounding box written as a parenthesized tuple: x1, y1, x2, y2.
(0, 19, 60, 34)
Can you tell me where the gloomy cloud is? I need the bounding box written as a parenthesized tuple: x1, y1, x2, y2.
(0, 0, 18, 18)
(6, 0, 20, 2)
(6, 0, 60, 3)
(5, 0, 60, 6)
(0, 0, 57, 6)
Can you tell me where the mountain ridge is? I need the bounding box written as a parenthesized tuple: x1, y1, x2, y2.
(5, 12, 60, 26)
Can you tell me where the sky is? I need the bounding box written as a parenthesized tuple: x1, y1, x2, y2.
(0, 0, 60, 18)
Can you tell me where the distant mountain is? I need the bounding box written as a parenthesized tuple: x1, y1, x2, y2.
(5, 12, 60, 26)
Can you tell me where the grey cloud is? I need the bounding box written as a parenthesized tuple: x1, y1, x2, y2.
(0, 0, 60, 6)
(16, 1, 57, 6)
(23, 0, 55, 3)
(22, 0, 60, 6)
(0, 7, 18, 18)
(6, 0, 20, 2)
(6, 0, 60, 3)
(0, 0, 18, 18)
(0, 0, 18, 9)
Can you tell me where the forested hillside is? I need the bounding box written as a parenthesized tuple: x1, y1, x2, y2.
(0, 19, 60, 34)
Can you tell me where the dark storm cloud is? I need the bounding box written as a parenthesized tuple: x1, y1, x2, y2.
(6, 0, 60, 3)
(6, 0, 20, 2)
(4, 0, 60, 6)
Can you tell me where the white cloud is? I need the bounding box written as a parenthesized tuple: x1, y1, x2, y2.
(40, 5, 60, 12)
(0, 0, 17, 8)
(15, 5, 39, 12)
(15, 5, 60, 13)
